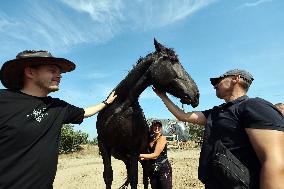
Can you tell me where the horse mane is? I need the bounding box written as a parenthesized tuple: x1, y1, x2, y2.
(113, 53, 155, 100)
(160, 48, 179, 62)
(153, 38, 178, 62)
(112, 44, 179, 101)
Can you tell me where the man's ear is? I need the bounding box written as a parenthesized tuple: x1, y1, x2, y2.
(23, 67, 35, 79)
(232, 75, 240, 84)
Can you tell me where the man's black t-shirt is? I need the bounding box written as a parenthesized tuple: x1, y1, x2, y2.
(199, 95, 284, 188)
(0, 89, 85, 189)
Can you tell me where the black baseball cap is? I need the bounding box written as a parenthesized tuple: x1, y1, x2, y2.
(210, 69, 254, 86)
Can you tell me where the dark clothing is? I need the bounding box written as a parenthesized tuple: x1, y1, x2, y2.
(149, 137, 168, 165)
(199, 95, 284, 189)
(149, 160, 172, 189)
(149, 136, 172, 189)
(0, 89, 85, 189)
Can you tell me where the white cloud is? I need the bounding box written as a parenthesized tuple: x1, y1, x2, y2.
(60, 0, 124, 23)
(28, 12, 84, 48)
(0, 0, 217, 54)
(0, 3, 91, 53)
(132, 0, 217, 29)
(243, 0, 272, 7)
(0, 16, 13, 30)
(61, 0, 217, 30)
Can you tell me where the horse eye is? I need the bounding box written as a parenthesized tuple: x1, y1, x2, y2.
(185, 94, 192, 100)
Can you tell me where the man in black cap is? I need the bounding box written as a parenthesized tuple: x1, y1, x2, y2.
(153, 69, 284, 189)
(0, 50, 117, 189)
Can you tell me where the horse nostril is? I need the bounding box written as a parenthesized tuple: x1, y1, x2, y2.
(193, 97, 199, 106)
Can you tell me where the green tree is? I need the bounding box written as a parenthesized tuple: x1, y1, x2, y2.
(89, 137, 98, 145)
(186, 123, 204, 146)
(59, 124, 88, 154)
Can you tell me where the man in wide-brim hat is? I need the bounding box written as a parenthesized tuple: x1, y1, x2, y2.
(0, 50, 117, 189)
(0, 50, 75, 90)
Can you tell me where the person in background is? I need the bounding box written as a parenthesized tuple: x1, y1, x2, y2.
(0, 50, 117, 189)
(275, 103, 284, 116)
(139, 120, 172, 189)
(153, 69, 284, 189)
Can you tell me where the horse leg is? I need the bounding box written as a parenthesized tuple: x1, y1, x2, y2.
(119, 179, 130, 189)
(98, 142, 113, 189)
(141, 161, 149, 189)
(128, 155, 139, 189)
(119, 160, 130, 189)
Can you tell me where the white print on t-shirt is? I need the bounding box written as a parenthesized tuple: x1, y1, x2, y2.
(26, 108, 49, 123)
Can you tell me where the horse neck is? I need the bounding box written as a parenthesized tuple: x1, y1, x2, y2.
(114, 56, 154, 102)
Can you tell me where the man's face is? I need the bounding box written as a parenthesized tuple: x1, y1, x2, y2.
(214, 76, 235, 99)
(31, 64, 62, 93)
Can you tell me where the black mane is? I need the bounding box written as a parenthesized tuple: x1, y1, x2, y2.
(113, 53, 154, 100)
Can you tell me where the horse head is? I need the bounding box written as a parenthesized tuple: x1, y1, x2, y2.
(149, 39, 199, 107)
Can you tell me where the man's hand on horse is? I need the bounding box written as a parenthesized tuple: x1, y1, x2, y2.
(105, 91, 117, 105)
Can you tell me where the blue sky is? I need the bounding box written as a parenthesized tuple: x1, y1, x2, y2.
(1, 0, 283, 139)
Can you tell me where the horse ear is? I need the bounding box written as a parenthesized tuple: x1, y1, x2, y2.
(154, 38, 166, 53)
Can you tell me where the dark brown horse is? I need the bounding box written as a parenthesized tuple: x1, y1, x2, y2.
(96, 39, 200, 189)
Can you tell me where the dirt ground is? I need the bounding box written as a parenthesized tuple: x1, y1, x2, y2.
(54, 145, 205, 189)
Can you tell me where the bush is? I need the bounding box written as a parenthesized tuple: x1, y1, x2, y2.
(89, 137, 98, 145)
(186, 123, 204, 146)
(59, 124, 89, 154)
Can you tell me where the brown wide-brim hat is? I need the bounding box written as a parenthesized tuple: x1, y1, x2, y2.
(0, 50, 76, 89)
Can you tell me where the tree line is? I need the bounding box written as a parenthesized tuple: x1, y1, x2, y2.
(60, 120, 204, 154)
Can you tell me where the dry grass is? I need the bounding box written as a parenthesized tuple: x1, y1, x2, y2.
(54, 145, 205, 189)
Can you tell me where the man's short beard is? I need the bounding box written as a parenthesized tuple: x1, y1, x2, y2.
(49, 86, 59, 92)
(46, 80, 59, 92)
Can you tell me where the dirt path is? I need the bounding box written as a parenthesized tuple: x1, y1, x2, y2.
(54, 146, 204, 189)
